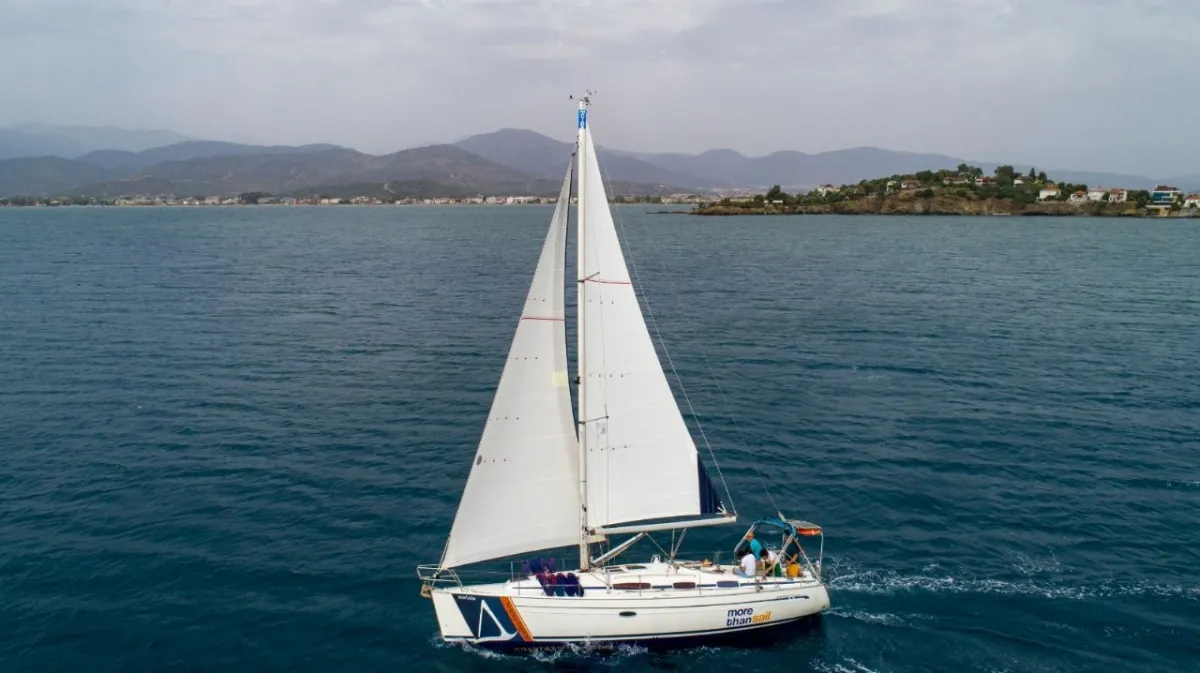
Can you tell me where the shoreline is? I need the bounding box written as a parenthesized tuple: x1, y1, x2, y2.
(691, 196, 1200, 219)
(692, 207, 1200, 218)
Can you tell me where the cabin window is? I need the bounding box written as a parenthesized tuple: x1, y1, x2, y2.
(618, 611, 636, 617)
(672, 581, 697, 589)
(612, 582, 652, 590)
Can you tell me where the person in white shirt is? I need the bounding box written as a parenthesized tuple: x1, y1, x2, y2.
(734, 549, 757, 578)
(760, 548, 780, 576)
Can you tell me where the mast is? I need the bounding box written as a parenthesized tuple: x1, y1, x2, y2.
(575, 97, 590, 571)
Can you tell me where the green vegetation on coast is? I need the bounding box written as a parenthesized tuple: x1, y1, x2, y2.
(694, 165, 1199, 217)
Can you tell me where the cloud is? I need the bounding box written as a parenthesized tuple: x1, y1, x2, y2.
(0, 0, 1197, 175)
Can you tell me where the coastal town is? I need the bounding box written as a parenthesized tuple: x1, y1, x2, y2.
(2, 164, 1197, 214)
(697, 165, 1200, 216)
(0, 193, 709, 207)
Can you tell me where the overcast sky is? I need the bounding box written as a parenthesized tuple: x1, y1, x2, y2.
(2, 0, 1197, 175)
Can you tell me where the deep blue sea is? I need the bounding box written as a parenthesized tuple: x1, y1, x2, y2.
(1, 206, 1198, 673)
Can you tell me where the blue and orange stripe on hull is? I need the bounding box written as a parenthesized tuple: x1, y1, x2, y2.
(443, 612, 824, 653)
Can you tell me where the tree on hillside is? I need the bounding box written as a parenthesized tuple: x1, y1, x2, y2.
(1037, 171, 1047, 183)
(915, 170, 934, 183)
(238, 191, 272, 204)
(1055, 183, 1087, 200)
(1130, 189, 1151, 207)
(1028, 167, 1037, 181)
(765, 184, 783, 201)
(994, 165, 1016, 185)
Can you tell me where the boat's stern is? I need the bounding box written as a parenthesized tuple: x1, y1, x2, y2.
(810, 580, 832, 614)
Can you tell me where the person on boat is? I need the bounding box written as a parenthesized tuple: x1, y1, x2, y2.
(738, 531, 763, 559)
(733, 548, 757, 578)
(760, 547, 781, 577)
(786, 553, 802, 578)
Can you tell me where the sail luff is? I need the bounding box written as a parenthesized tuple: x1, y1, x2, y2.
(438, 161, 579, 570)
(575, 103, 590, 571)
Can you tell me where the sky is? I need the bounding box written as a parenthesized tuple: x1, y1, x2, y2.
(2, 0, 1197, 176)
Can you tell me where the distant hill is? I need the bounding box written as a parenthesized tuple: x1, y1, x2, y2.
(79, 141, 347, 171)
(7, 123, 194, 153)
(10, 140, 680, 198)
(623, 146, 1166, 190)
(76, 149, 149, 171)
(3, 126, 1186, 198)
(0, 129, 94, 161)
(465, 130, 1176, 191)
(606, 146, 971, 187)
(456, 129, 708, 188)
(102, 144, 545, 195)
(71, 176, 181, 199)
(0, 156, 122, 196)
(1162, 175, 1200, 191)
(283, 176, 670, 200)
(284, 180, 481, 200)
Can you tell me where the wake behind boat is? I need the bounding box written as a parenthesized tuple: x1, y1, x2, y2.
(418, 96, 830, 650)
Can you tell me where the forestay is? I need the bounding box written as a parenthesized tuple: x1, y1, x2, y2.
(439, 164, 579, 570)
(576, 118, 723, 530)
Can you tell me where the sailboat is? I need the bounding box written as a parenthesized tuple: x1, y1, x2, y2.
(418, 98, 830, 650)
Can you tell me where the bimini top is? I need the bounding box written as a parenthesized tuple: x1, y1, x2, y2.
(750, 517, 823, 537)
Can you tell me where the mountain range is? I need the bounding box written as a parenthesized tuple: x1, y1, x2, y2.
(0, 123, 1195, 198)
(458, 129, 1194, 192)
(0, 124, 194, 160)
(64, 144, 573, 198)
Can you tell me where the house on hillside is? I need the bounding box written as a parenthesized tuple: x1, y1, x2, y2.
(943, 174, 971, 185)
(1013, 177, 1025, 185)
(901, 180, 921, 190)
(1068, 190, 1088, 203)
(1108, 188, 1128, 203)
(1185, 194, 1200, 209)
(975, 176, 996, 186)
(1087, 187, 1107, 202)
(816, 184, 840, 196)
(1150, 185, 1182, 206)
(1038, 185, 1061, 201)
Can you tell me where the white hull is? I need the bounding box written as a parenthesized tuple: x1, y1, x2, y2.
(431, 560, 830, 649)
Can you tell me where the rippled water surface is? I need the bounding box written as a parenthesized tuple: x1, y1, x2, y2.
(1, 207, 1198, 672)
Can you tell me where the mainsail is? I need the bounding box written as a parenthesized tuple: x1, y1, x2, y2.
(439, 164, 579, 570)
(575, 108, 725, 532)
